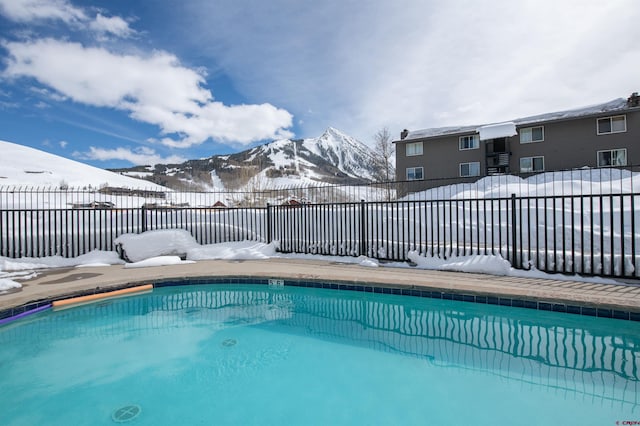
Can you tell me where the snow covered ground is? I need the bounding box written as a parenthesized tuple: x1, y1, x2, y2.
(0, 229, 618, 293)
(402, 168, 640, 200)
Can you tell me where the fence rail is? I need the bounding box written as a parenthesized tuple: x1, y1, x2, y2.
(2, 189, 639, 279)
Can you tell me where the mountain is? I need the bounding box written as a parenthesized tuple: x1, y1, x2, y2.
(112, 127, 385, 191)
(0, 140, 165, 190)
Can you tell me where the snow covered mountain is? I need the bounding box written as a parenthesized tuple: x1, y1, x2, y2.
(114, 127, 385, 191)
(0, 140, 165, 190)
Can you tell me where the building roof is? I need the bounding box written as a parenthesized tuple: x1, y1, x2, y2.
(401, 97, 631, 142)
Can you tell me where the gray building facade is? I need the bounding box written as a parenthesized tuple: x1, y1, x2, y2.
(394, 93, 640, 191)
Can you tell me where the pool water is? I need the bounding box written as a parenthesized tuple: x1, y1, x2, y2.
(1, 284, 639, 425)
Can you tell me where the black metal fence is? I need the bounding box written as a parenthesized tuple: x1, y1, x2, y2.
(0, 206, 267, 258)
(1, 167, 639, 279)
(271, 192, 640, 279)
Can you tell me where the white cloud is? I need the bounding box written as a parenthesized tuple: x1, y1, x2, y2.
(0, 0, 135, 39)
(59, 140, 68, 148)
(182, 0, 640, 143)
(30, 86, 68, 102)
(89, 13, 134, 38)
(75, 146, 187, 166)
(0, 0, 86, 24)
(2, 38, 294, 147)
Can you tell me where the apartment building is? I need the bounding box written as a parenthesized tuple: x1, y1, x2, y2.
(394, 93, 640, 190)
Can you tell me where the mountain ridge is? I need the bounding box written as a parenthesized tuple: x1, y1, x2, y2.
(112, 127, 385, 191)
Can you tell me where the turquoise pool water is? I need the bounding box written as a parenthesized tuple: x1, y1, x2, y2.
(1, 284, 639, 425)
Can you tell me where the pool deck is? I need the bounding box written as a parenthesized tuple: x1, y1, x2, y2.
(2, 258, 640, 317)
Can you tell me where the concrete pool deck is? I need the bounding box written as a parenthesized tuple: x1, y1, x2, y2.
(2, 258, 640, 317)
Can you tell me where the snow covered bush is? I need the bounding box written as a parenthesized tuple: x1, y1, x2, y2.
(115, 229, 200, 263)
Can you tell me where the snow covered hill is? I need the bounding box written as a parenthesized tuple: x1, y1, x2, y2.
(0, 140, 165, 190)
(114, 127, 385, 191)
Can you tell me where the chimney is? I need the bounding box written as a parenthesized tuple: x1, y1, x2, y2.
(627, 92, 640, 107)
(400, 129, 409, 140)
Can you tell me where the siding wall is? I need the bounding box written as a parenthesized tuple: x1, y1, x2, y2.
(395, 108, 640, 191)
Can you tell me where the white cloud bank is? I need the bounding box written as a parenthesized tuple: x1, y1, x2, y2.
(0, 0, 86, 24)
(75, 146, 187, 166)
(0, 0, 135, 38)
(2, 38, 294, 149)
(181, 0, 640, 143)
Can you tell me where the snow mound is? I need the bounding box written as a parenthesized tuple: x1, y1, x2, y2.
(115, 229, 200, 262)
(0, 278, 21, 292)
(124, 256, 196, 268)
(188, 241, 276, 260)
(0, 251, 124, 271)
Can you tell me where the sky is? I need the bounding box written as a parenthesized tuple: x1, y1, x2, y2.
(0, 0, 638, 169)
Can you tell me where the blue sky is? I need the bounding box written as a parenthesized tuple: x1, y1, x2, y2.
(1, 0, 638, 169)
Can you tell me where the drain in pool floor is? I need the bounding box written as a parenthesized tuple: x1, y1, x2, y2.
(112, 404, 141, 423)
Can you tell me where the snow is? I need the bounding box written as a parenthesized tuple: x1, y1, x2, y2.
(114, 229, 199, 263)
(0, 129, 382, 206)
(188, 241, 276, 260)
(405, 125, 479, 140)
(478, 122, 517, 141)
(404, 98, 631, 141)
(124, 256, 196, 268)
(514, 98, 629, 126)
(402, 169, 640, 200)
(208, 170, 225, 191)
(0, 251, 124, 271)
(0, 227, 622, 291)
(0, 278, 21, 292)
(0, 140, 166, 190)
(121, 171, 153, 178)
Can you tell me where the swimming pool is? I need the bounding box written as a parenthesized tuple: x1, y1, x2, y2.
(1, 283, 639, 425)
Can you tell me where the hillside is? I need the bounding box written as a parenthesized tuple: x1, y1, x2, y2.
(112, 128, 385, 191)
(0, 140, 165, 190)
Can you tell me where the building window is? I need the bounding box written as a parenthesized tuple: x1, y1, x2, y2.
(597, 115, 626, 135)
(406, 141, 423, 156)
(520, 126, 544, 143)
(459, 135, 479, 150)
(520, 156, 544, 173)
(459, 162, 480, 177)
(406, 167, 424, 180)
(597, 148, 627, 167)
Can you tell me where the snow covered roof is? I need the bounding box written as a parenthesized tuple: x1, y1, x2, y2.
(478, 122, 517, 141)
(402, 98, 631, 141)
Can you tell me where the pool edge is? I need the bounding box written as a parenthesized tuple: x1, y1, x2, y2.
(3, 275, 639, 323)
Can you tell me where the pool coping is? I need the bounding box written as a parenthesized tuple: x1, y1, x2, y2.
(2, 258, 640, 323)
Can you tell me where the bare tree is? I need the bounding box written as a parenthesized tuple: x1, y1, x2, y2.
(373, 127, 396, 200)
(373, 127, 395, 181)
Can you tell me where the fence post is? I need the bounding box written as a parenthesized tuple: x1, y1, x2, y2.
(141, 205, 147, 233)
(360, 199, 367, 256)
(510, 193, 518, 269)
(266, 203, 272, 244)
